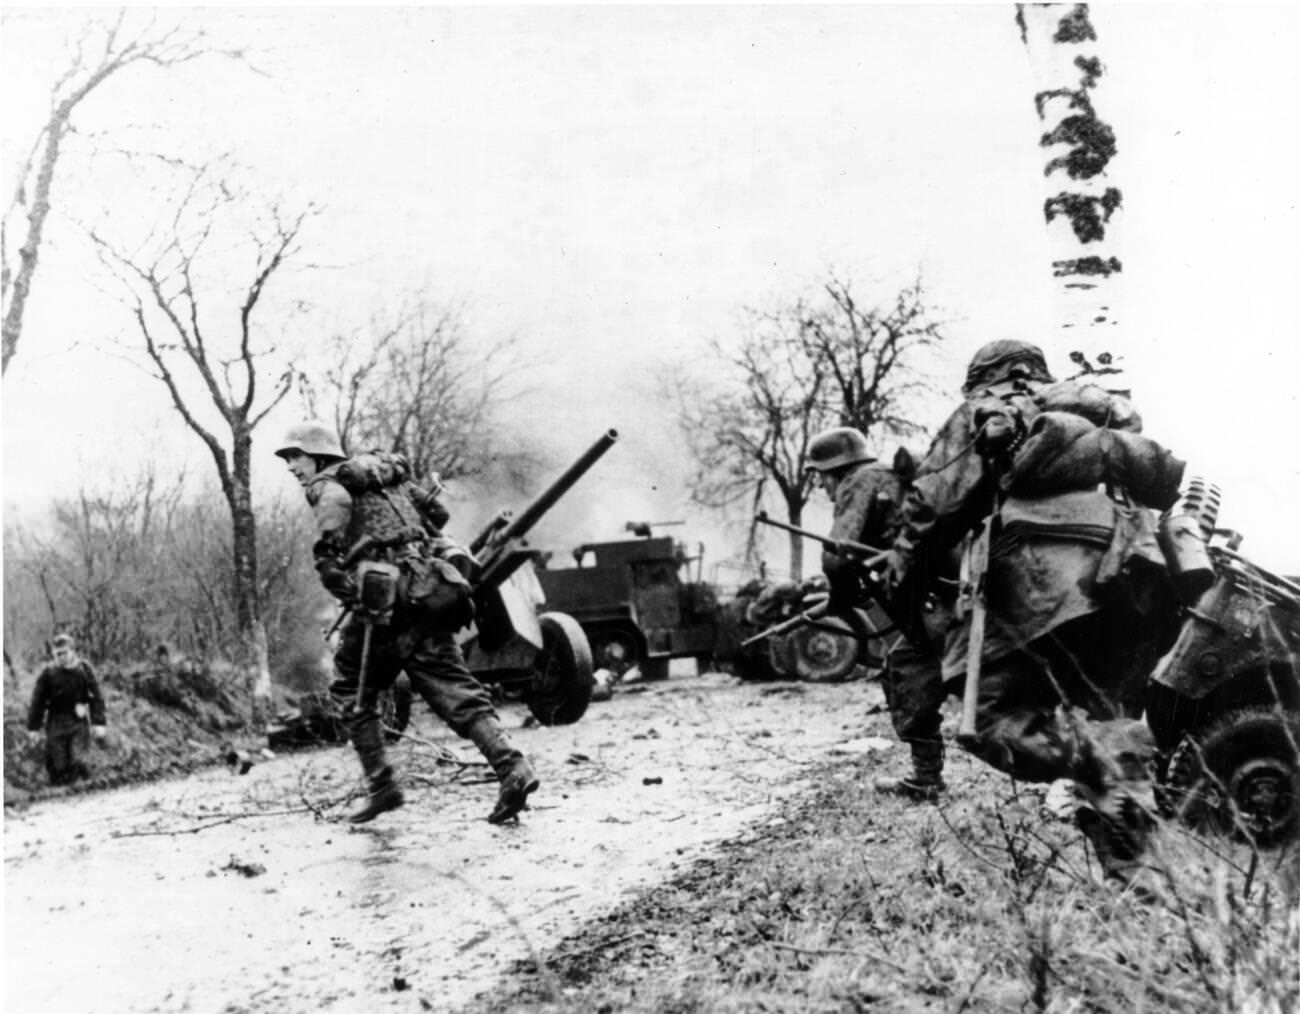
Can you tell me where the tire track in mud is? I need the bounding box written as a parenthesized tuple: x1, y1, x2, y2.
(4, 673, 890, 1013)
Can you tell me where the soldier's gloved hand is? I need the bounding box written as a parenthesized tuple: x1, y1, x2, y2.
(317, 562, 357, 604)
(91, 725, 108, 743)
(26, 729, 41, 746)
(880, 550, 909, 595)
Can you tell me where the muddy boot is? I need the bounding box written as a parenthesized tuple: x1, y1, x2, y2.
(874, 739, 946, 802)
(1075, 794, 1155, 884)
(348, 710, 405, 824)
(467, 716, 540, 824)
(1070, 719, 1157, 885)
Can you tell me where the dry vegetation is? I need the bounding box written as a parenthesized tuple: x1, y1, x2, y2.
(3, 659, 263, 805)
(470, 753, 1299, 1014)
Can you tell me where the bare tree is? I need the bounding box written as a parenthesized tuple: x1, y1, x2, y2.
(5, 466, 186, 661)
(89, 167, 313, 718)
(1, 10, 248, 376)
(299, 297, 544, 485)
(673, 275, 943, 579)
(799, 274, 943, 435)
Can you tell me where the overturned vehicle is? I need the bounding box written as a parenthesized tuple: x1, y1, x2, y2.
(1146, 481, 1300, 845)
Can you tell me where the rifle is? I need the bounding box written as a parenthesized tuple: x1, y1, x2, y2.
(956, 513, 992, 747)
(741, 600, 830, 648)
(755, 512, 889, 566)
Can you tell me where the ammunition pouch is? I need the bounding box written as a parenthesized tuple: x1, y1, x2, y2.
(1094, 499, 1178, 634)
(398, 553, 475, 632)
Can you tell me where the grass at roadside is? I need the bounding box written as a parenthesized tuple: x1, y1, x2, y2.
(4, 661, 262, 806)
(468, 749, 1300, 1014)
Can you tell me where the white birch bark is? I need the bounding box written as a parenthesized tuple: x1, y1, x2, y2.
(1016, 3, 1124, 375)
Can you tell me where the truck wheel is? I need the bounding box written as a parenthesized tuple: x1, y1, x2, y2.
(525, 612, 595, 726)
(789, 618, 859, 683)
(589, 626, 640, 681)
(1160, 708, 1300, 846)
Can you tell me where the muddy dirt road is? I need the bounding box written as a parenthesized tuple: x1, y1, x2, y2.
(4, 671, 892, 1013)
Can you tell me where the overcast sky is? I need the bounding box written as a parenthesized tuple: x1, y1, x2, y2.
(3, 4, 1298, 577)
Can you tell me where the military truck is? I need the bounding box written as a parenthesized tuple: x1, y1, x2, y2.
(535, 523, 720, 682)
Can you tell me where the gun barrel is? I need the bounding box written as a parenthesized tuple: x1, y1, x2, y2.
(755, 512, 884, 557)
(500, 429, 619, 542)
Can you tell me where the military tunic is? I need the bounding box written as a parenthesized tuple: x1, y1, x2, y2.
(27, 660, 107, 785)
(825, 461, 950, 773)
(305, 466, 498, 734)
(887, 378, 1182, 784)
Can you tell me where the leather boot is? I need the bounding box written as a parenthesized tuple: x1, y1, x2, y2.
(875, 739, 946, 802)
(1070, 720, 1157, 885)
(348, 710, 405, 824)
(467, 716, 540, 824)
(1074, 795, 1154, 884)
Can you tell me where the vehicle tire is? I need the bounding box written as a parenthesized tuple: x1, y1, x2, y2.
(588, 625, 641, 682)
(788, 617, 860, 683)
(525, 612, 595, 726)
(1159, 708, 1300, 846)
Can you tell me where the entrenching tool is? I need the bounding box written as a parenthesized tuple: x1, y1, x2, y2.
(351, 560, 401, 711)
(956, 514, 991, 749)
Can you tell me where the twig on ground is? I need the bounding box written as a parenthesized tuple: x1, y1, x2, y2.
(769, 940, 907, 973)
(551, 929, 646, 961)
(110, 806, 312, 837)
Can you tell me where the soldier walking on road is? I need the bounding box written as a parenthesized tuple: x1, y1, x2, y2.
(807, 427, 952, 802)
(26, 633, 108, 786)
(276, 421, 539, 825)
(881, 340, 1186, 878)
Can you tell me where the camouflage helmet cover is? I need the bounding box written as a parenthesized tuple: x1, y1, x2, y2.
(806, 427, 875, 473)
(962, 340, 1054, 395)
(274, 420, 345, 461)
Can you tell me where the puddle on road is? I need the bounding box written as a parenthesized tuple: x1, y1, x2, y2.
(4, 674, 887, 1013)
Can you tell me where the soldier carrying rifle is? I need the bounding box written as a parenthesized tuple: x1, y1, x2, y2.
(804, 427, 953, 802)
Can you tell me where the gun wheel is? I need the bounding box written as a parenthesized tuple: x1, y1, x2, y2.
(525, 612, 595, 726)
(787, 618, 859, 683)
(1160, 708, 1300, 846)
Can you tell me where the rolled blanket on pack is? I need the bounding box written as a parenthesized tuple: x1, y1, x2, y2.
(1005, 411, 1185, 510)
(334, 451, 413, 492)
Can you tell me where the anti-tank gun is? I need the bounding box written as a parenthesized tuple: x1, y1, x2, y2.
(459, 429, 619, 725)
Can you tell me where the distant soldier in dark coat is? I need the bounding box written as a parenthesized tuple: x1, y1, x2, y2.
(27, 633, 108, 785)
(807, 427, 951, 801)
(276, 421, 538, 825)
(883, 340, 1186, 875)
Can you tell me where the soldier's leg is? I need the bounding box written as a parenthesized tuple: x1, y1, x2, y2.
(331, 619, 404, 823)
(964, 651, 1075, 783)
(405, 633, 539, 824)
(876, 639, 948, 800)
(970, 619, 1159, 880)
(67, 723, 91, 782)
(44, 726, 73, 785)
(1038, 618, 1160, 880)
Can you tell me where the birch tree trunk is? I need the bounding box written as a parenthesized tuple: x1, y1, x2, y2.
(1016, 3, 1124, 368)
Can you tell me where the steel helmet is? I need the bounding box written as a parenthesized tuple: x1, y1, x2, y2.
(963, 340, 1054, 395)
(274, 421, 345, 461)
(806, 427, 875, 473)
